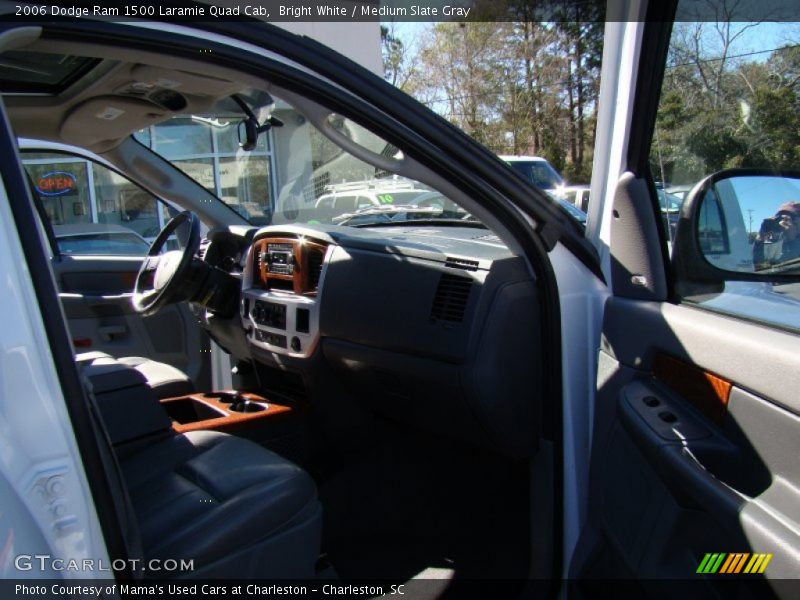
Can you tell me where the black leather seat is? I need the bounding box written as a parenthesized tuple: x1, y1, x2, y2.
(76, 351, 194, 399)
(120, 430, 322, 578)
(76, 352, 322, 578)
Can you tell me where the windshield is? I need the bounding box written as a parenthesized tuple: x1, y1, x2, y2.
(508, 160, 564, 190)
(135, 93, 479, 229)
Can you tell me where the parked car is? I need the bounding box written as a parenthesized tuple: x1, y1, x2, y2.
(658, 188, 684, 241)
(314, 178, 433, 211)
(500, 156, 589, 225)
(561, 185, 591, 212)
(557, 198, 588, 226)
(500, 155, 565, 193)
(666, 183, 693, 201)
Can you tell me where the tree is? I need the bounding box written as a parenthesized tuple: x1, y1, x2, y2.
(381, 23, 420, 91)
(652, 11, 800, 183)
(399, 8, 604, 183)
(409, 21, 509, 146)
(555, 0, 604, 180)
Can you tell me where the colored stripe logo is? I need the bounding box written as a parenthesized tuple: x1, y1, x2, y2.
(697, 553, 773, 574)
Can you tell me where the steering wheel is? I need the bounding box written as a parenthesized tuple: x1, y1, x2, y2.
(132, 211, 201, 316)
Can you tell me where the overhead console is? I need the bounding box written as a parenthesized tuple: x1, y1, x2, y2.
(241, 232, 332, 357)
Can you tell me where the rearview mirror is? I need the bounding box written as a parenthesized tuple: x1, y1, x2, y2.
(234, 94, 284, 152)
(237, 118, 258, 151)
(673, 169, 800, 295)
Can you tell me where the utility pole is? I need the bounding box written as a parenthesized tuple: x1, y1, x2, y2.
(654, 125, 666, 188)
(747, 209, 754, 234)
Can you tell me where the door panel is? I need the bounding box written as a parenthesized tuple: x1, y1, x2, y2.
(582, 297, 800, 594)
(575, 3, 800, 594)
(603, 299, 800, 414)
(21, 148, 211, 390)
(53, 246, 210, 389)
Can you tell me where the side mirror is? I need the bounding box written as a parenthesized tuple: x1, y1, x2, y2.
(672, 169, 800, 297)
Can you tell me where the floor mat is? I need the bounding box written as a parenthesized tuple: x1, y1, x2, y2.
(313, 418, 532, 590)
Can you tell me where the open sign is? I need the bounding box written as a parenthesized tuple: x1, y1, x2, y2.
(36, 171, 78, 196)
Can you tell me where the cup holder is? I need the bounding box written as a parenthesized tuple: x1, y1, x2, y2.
(229, 400, 267, 413)
(203, 391, 244, 404)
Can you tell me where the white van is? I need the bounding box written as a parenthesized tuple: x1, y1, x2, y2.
(314, 178, 433, 214)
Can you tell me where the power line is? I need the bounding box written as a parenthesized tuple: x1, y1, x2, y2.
(418, 77, 598, 106)
(666, 43, 800, 69)
(418, 43, 797, 107)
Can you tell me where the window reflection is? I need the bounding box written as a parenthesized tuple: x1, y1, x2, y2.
(153, 119, 212, 158)
(25, 160, 91, 226)
(138, 118, 275, 223)
(219, 156, 271, 224)
(173, 158, 216, 193)
(22, 152, 171, 255)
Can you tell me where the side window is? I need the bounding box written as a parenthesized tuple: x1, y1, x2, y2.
(316, 197, 334, 210)
(333, 195, 358, 212)
(649, 8, 800, 331)
(22, 152, 175, 256)
(356, 195, 373, 209)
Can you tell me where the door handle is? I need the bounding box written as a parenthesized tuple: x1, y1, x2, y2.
(618, 388, 744, 514)
(656, 444, 743, 516)
(98, 325, 128, 341)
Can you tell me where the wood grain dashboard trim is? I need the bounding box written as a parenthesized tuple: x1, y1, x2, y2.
(252, 237, 328, 295)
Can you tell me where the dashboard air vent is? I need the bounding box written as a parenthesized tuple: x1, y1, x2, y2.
(307, 249, 324, 290)
(444, 257, 479, 271)
(430, 273, 472, 323)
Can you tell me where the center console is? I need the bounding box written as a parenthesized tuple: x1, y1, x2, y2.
(161, 391, 292, 434)
(160, 390, 302, 461)
(241, 235, 331, 358)
(78, 352, 301, 461)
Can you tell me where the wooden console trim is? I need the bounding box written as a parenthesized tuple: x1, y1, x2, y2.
(252, 237, 328, 295)
(161, 392, 291, 434)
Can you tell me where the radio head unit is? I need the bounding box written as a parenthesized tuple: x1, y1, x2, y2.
(264, 243, 294, 275)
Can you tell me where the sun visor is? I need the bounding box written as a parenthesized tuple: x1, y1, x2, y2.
(129, 64, 240, 96)
(60, 96, 167, 149)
